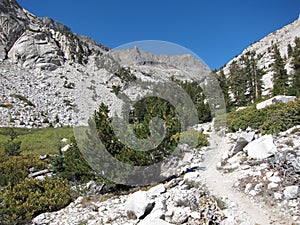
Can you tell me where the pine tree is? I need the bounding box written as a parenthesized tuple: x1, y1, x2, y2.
(272, 44, 288, 96)
(240, 51, 264, 103)
(4, 128, 21, 156)
(287, 44, 293, 58)
(288, 37, 300, 97)
(228, 60, 248, 106)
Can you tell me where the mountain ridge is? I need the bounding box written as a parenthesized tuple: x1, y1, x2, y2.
(0, 0, 299, 128)
(221, 15, 300, 96)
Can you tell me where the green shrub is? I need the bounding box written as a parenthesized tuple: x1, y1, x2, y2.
(0, 178, 71, 224)
(51, 137, 94, 183)
(227, 98, 300, 134)
(0, 155, 47, 187)
(4, 140, 21, 156)
(3, 128, 22, 156)
(261, 99, 300, 134)
(93, 101, 181, 166)
(171, 129, 208, 148)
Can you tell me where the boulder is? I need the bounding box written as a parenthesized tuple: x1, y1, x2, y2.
(125, 191, 155, 219)
(141, 199, 167, 222)
(256, 95, 296, 110)
(147, 184, 166, 198)
(230, 132, 255, 156)
(283, 186, 300, 200)
(244, 135, 277, 159)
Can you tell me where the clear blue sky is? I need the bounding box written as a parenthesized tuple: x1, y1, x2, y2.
(17, 0, 300, 70)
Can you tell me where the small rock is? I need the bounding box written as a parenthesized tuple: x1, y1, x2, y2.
(39, 154, 49, 160)
(28, 169, 50, 178)
(164, 178, 181, 189)
(223, 162, 240, 171)
(216, 161, 223, 169)
(265, 171, 274, 178)
(247, 170, 262, 177)
(190, 211, 200, 219)
(249, 190, 257, 196)
(230, 131, 255, 156)
(182, 152, 194, 163)
(240, 165, 250, 170)
(170, 209, 189, 224)
(35, 175, 46, 181)
(254, 183, 263, 191)
(288, 200, 298, 207)
(268, 175, 281, 183)
(183, 171, 201, 184)
(245, 183, 252, 193)
(246, 127, 252, 132)
(283, 186, 300, 200)
(147, 184, 166, 198)
(268, 182, 279, 189)
(29, 167, 38, 173)
(231, 137, 249, 155)
(61, 144, 70, 152)
(274, 192, 283, 200)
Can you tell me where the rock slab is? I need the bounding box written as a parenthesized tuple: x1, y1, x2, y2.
(244, 135, 277, 159)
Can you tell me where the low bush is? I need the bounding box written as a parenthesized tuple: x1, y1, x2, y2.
(0, 177, 71, 225)
(0, 155, 47, 187)
(171, 129, 208, 148)
(227, 98, 300, 134)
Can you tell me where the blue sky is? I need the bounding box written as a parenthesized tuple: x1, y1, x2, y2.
(17, 0, 300, 70)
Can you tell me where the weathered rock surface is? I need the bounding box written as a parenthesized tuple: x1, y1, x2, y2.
(230, 131, 255, 156)
(256, 95, 296, 110)
(244, 134, 277, 159)
(284, 186, 300, 200)
(125, 191, 155, 219)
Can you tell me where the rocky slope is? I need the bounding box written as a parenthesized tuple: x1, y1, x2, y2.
(1, 1, 299, 127)
(1, 1, 299, 225)
(222, 15, 300, 95)
(0, 0, 212, 128)
(30, 124, 300, 225)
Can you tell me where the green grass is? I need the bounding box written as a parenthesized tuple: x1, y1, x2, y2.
(0, 127, 74, 155)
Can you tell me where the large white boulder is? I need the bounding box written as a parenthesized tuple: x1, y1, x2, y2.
(125, 191, 155, 219)
(256, 95, 296, 110)
(244, 135, 277, 159)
